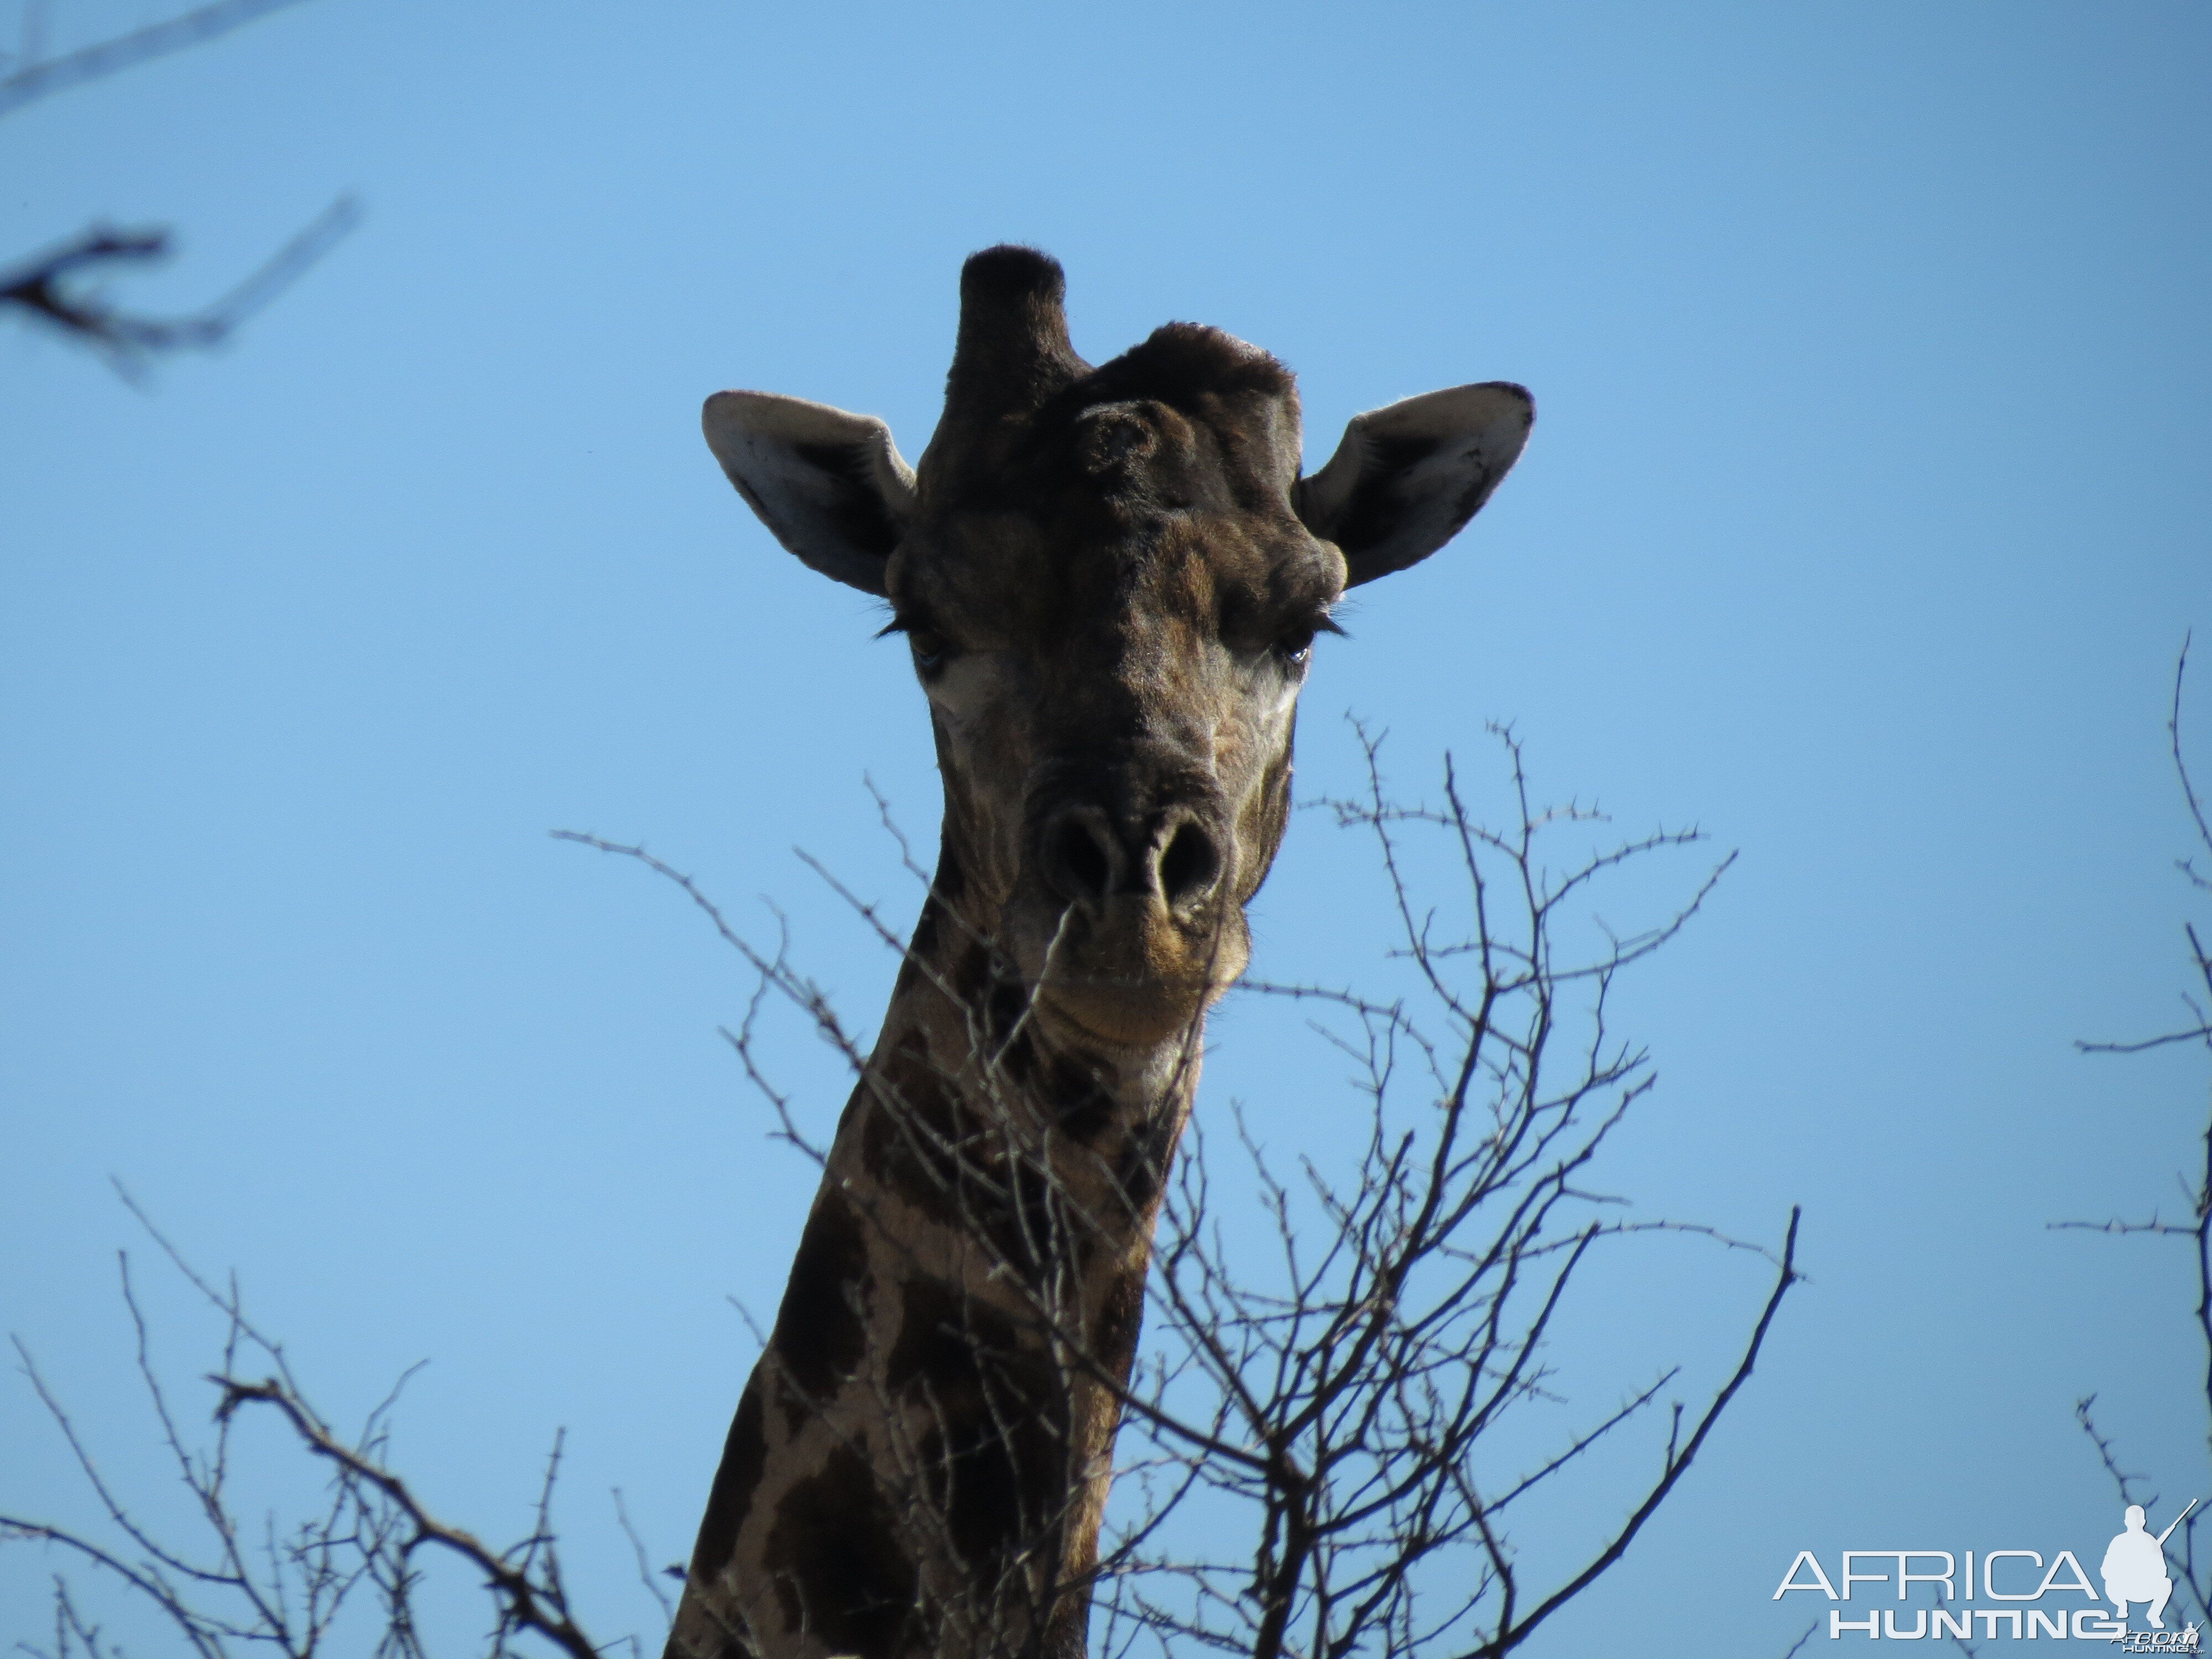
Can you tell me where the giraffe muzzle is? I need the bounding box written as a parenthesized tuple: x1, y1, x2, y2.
(1036, 802, 1227, 916)
(1016, 792, 1247, 1047)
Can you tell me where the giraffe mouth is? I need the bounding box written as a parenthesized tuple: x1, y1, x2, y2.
(1018, 894, 1248, 1051)
(1033, 975, 1214, 1051)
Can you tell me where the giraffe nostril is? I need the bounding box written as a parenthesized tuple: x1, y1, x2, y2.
(1156, 821, 1222, 907)
(1044, 814, 1115, 906)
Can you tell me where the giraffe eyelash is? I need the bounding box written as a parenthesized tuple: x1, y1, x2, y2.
(878, 612, 957, 673)
(1281, 609, 1347, 648)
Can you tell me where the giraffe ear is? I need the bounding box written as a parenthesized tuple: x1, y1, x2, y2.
(1293, 383, 1534, 587)
(702, 391, 917, 597)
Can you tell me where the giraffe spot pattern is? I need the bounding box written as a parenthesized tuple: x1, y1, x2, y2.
(864, 1039, 1065, 1277)
(766, 1188, 870, 1432)
(1045, 1054, 1115, 1144)
(887, 1279, 1070, 1567)
(761, 1441, 918, 1653)
(1089, 1264, 1147, 1379)
(859, 1040, 971, 1231)
(1110, 1136, 1167, 1216)
(688, 1379, 766, 1587)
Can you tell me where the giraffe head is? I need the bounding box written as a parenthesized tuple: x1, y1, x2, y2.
(705, 248, 1531, 1052)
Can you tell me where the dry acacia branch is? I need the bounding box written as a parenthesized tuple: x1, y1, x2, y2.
(1468, 1208, 1799, 1658)
(556, 732, 1797, 1657)
(2079, 638, 2212, 1057)
(2, 1195, 637, 1659)
(2059, 639, 2212, 1630)
(212, 1381, 601, 1659)
(1060, 729, 1794, 1658)
(10, 727, 1781, 1659)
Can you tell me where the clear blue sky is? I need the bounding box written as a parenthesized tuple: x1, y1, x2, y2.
(4, 3, 2209, 1652)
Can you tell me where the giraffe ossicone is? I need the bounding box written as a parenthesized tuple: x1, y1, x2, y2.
(670, 247, 1532, 1659)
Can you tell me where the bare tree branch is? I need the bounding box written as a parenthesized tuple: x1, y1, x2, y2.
(0, 0, 315, 118)
(2080, 636, 2212, 1057)
(1469, 1208, 1798, 1658)
(1063, 727, 1796, 1658)
(2, 1193, 645, 1659)
(1, 1, 356, 373)
(2061, 638, 2212, 1631)
(0, 197, 359, 373)
(13, 731, 1792, 1659)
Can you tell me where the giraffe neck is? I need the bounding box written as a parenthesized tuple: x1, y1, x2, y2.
(667, 874, 1204, 1659)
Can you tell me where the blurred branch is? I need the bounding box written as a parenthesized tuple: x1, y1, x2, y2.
(1, 1, 355, 374)
(0, 0, 315, 118)
(0, 199, 357, 372)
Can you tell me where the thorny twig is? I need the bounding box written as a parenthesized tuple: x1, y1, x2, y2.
(2059, 638, 2212, 1630)
(1, 1186, 646, 1659)
(2078, 636, 2212, 1060)
(7, 726, 1794, 1659)
(1083, 725, 1792, 1659)
(564, 727, 1795, 1658)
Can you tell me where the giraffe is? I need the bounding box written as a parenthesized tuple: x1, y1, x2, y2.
(667, 247, 1532, 1659)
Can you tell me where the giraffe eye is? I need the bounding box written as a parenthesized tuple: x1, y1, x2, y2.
(1274, 627, 1316, 670)
(910, 634, 951, 674)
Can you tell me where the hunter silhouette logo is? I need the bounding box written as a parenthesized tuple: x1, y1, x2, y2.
(1774, 1495, 2203, 1644)
(2106, 1500, 2198, 1632)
